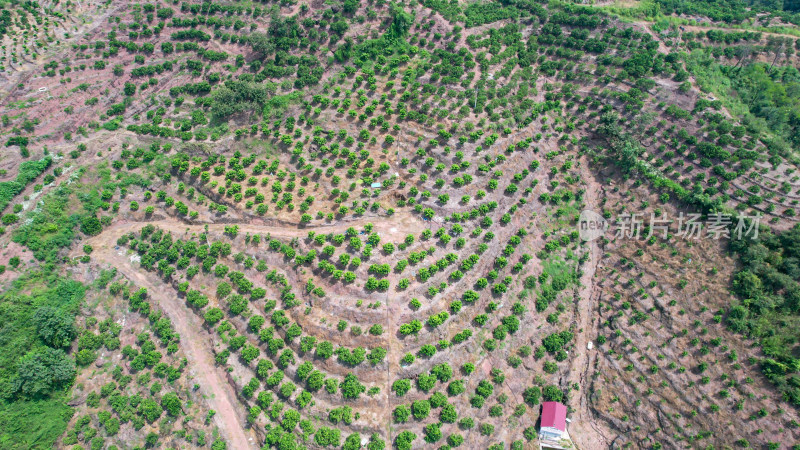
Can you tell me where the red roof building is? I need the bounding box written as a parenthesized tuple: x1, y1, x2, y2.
(540, 401, 568, 441)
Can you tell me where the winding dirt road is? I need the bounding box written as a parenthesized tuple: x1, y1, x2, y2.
(76, 212, 425, 449)
(82, 224, 259, 449)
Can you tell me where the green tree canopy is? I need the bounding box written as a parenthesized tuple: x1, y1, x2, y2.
(33, 307, 76, 348)
(11, 347, 75, 398)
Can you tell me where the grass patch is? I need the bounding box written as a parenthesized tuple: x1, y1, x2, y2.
(13, 164, 151, 263)
(0, 396, 74, 449)
(593, 0, 666, 22)
(542, 256, 573, 282)
(0, 156, 52, 212)
(684, 51, 748, 116)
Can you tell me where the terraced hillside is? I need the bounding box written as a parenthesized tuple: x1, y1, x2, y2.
(2, 0, 800, 449)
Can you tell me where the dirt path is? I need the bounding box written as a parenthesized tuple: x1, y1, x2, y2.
(631, 20, 671, 53)
(73, 212, 425, 447)
(565, 159, 615, 450)
(630, 20, 800, 52)
(589, 1, 800, 42)
(567, 241, 612, 450)
(679, 23, 800, 41)
(622, 18, 800, 57)
(82, 228, 258, 449)
(91, 210, 425, 246)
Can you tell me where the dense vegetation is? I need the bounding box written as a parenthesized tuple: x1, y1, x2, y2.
(0, 156, 51, 211)
(729, 224, 800, 405)
(0, 273, 85, 448)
